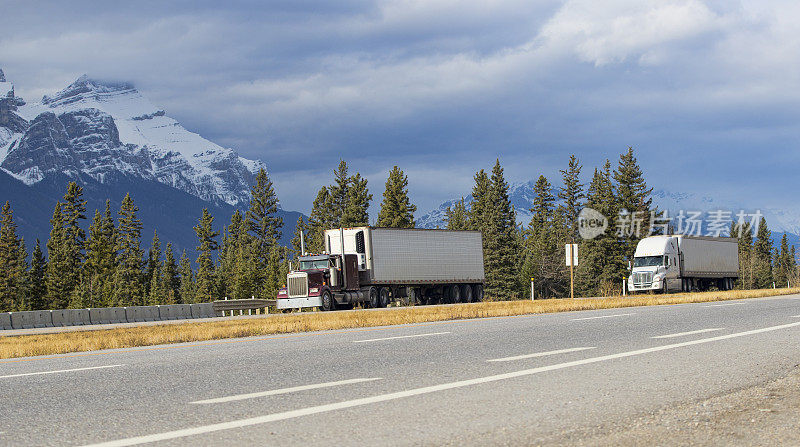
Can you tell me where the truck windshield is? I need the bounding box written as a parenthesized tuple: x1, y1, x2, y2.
(633, 256, 663, 267)
(299, 259, 329, 270)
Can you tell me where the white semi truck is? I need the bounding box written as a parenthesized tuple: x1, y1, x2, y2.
(627, 235, 739, 293)
(276, 227, 485, 310)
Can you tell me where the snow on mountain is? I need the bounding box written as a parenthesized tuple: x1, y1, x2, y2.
(1, 72, 265, 206)
(416, 181, 537, 229)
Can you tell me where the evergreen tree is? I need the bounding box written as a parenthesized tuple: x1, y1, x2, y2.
(28, 239, 47, 310)
(775, 234, 791, 287)
(521, 175, 564, 299)
(468, 169, 491, 232)
(377, 166, 416, 228)
(194, 208, 220, 302)
(62, 182, 87, 289)
(343, 172, 372, 227)
(113, 193, 144, 306)
(178, 250, 195, 304)
(234, 237, 259, 300)
(83, 201, 116, 307)
(613, 147, 653, 265)
(144, 231, 161, 299)
(0, 202, 26, 311)
(445, 198, 469, 231)
(732, 220, 754, 289)
(290, 216, 309, 260)
(160, 242, 180, 304)
(557, 155, 584, 241)
(45, 202, 71, 309)
(753, 217, 773, 288)
(308, 187, 332, 253)
(218, 210, 247, 299)
(246, 168, 283, 254)
(482, 160, 519, 300)
(328, 160, 350, 222)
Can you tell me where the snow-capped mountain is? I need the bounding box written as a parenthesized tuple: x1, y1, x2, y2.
(0, 69, 302, 256)
(1, 72, 264, 207)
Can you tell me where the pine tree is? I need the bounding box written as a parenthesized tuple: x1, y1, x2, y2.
(45, 202, 71, 309)
(290, 216, 309, 260)
(160, 242, 180, 304)
(482, 160, 519, 300)
(753, 217, 773, 288)
(308, 187, 332, 253)
(0, 202, 26, 311)
(775, 234, 791, 287)
(557, 155, 584, 241)
(329, 160, 350, 222)
(28, 239, 47, 310)
(113, 193, 144, 306)
(377, 166, 416, 228)
(343, 172, 372, 227)
(234, 237, 259, 300)
(468, 170, 491, 232)
(521, 175, 564, 299)
(83, 201, 116, 307)
(194, 208, 220, 302)
(445, 198, 469, 231)
(731, 220, 754, 289)
(144, 231, 161, 300)
(218, 210, 246, 299)
(613, 147, 653, 263)
(61, 182, 87, 292)
(246, 168, 283, 254)
(178, 250, 195, 304)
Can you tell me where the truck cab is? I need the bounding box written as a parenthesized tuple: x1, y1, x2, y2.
(627, 236, 681, 293)
(276, 253, 359, 311)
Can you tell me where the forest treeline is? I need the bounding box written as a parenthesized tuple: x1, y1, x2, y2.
(0, 149, 795, 311)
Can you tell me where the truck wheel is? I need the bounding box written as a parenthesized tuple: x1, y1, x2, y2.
(368, 287, 379, 308)
(462, 284, 473, 303)
(321, 291, 334, 311)
(473, 284, 484, 302)
(379, 288, 390, 308)
(451, 285, 461, 303)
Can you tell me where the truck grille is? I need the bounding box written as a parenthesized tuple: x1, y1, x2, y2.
(633, 272, 653, 288)
(287, 273, 308, 298)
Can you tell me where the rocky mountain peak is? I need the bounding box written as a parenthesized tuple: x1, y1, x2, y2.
(0, 68, 6, 82)
(42, 74, 136, 107)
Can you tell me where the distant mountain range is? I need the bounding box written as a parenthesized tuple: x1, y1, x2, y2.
(416, 182, 800, 248)
(0, 68, 302, 256)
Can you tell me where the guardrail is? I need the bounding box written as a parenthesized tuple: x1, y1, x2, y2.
(212, 299, 276, 316)
(0, 303, 219, 330)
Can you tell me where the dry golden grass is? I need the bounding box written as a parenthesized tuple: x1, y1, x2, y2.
(2, 287, 799, 360)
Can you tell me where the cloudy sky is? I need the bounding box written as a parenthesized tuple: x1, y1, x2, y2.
(2, 0, 798, 215)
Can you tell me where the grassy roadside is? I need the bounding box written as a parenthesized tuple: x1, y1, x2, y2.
(2, 288, 799, 360)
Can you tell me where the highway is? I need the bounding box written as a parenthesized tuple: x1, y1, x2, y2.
(3, 295, 800, 446)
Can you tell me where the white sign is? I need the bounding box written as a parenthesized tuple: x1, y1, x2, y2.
(565, 243, 578, 266)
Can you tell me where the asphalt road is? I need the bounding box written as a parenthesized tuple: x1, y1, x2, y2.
(3, 295, 800, 446)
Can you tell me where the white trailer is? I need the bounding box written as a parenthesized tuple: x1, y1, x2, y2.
(276, 227, 485, 310)
(627, 235, 739, 293)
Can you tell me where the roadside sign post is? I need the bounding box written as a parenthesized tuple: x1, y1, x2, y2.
(530, 277, 535, 301)
(565, 243, 578, 299)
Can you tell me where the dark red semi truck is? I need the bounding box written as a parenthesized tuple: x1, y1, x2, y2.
(276, 227, 485, 311)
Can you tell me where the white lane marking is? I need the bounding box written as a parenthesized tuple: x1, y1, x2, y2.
(487, 347, 596, 362)
(704, 302, 745, 307)
(651, 328, 724, 339)
(571, 313, 633, 321)
(80, 320, 800, 447)
(191, 378, 382, 405)
(0, 364, 123, 379)
(791, 315, 800, 318)
(353, 332, 450, 343)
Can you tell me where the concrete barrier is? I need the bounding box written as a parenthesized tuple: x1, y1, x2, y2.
(0, 312, 12, 330)
(11, 310, 53, 329)
(51, 309, 91, 327)
(89, 307, 127, 325)
(125, 306, 159, 322)
(159, 304, 192, 320)
(190, 303, 216, 319)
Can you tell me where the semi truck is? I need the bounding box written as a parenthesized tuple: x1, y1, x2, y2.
(627, 235, 739, 293)
(276, 227, 485, 310)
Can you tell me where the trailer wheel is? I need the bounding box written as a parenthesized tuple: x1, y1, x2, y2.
(473, 284, 484, 302)
(368, 287, 379, 308)
(379, 288, 390, 308)
(321, 291, 334, 311)
(462, 284, 473, 303)
(450, 285, 461, 303)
